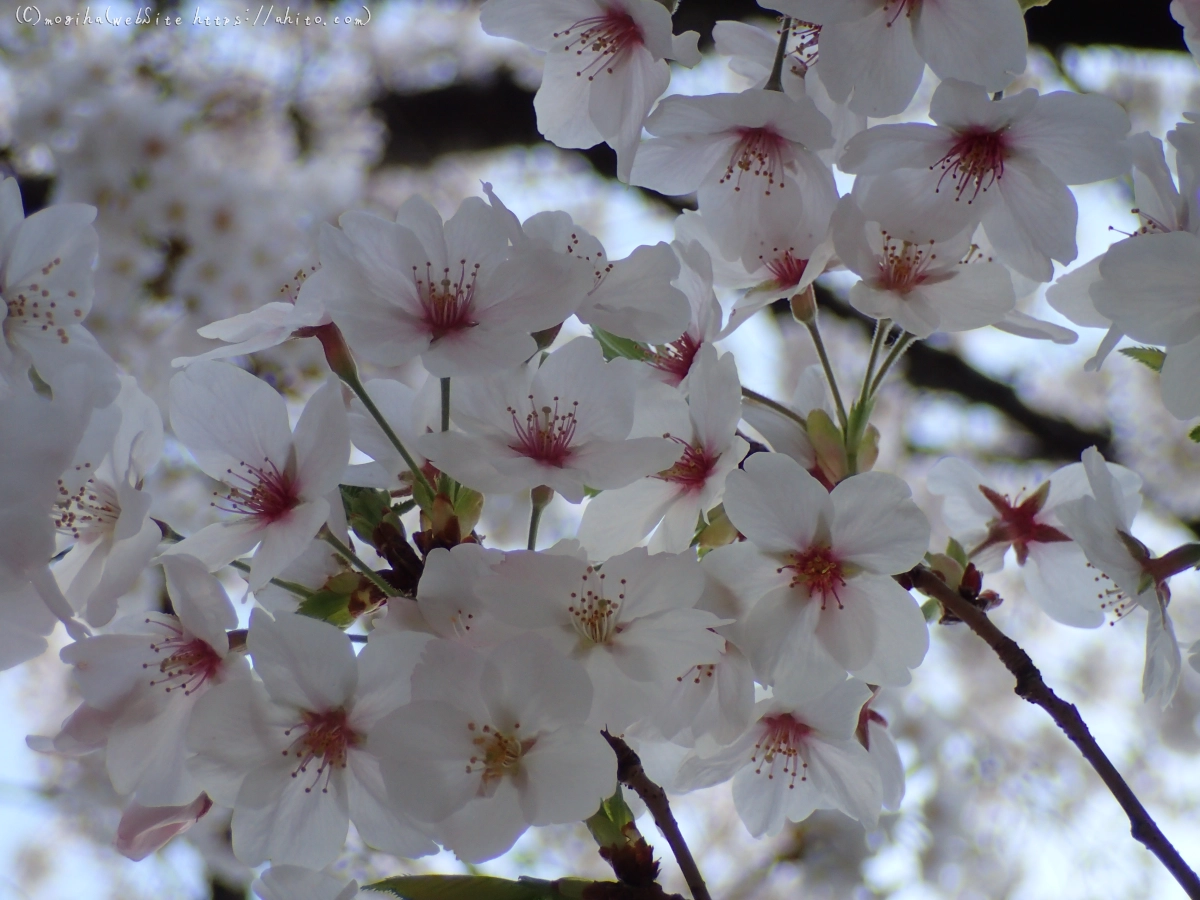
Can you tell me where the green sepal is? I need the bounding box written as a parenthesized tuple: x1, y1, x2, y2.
(365, 875, 590, 900)
(586, 786, 637, 849)
(921, 598, 942, 622)
(453, 485, 485, 536)
(1119, 346, 1166, 373)
(591, 327, 649, 362)
(296, 588, 355, 627)
(1019, 0, 1052, 9)
(945, 537, 969, 569)
(341, 485, 398, 546)
(1189, 425, 1200, 443)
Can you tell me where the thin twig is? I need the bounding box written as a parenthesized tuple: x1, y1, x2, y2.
(440, 377, 451, 432)
(859, 317, 889, 410)
(764, 17, 792, 92)
(741, 387, 807, 428)
(345, 375, 435, 499)
(602, 732, 712, 900)
(321, 530, 397, 598)
(907, 564, 1200, 899)
(804, 319, 848, 431)
(868, 332, 915, 396)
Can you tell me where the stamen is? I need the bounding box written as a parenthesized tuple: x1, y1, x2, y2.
(554, 9, 644, 81)
(411, 259, 480, 339)
(931, 127, 1009, 203)
(720, 128, 790, 195)
(282, 708, 360, 794)
(54, 477, 120, 540)
(778, 545, 846, 610)
(656, 436, 716, 489)
(211, 457, 300, 523)
(566, 567, 626, 645)
(142, 620, 223, 696)
(648, 332, 700, 385)
(751, 714, 811, 788)
(507, 395, 579, 466)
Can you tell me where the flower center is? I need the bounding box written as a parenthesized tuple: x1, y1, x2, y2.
(3, 268, 85, 347)
(764, 250, 810, 289)
(876, 231, 942, 295)
(721, 128, 790, 196)
(508, 394, 579, 466)
(931, 127, 1009, 203)
(54, 476, 120, 541)
(567, 566, 626, 645)
(213, 457, 300, 524)
(648, 332, 700, 385)
(554, 8, 644, 81)
(466, 721, 536, 794)
(144, 621, 224, 696)
(751, 713, 812, 788)
(883, 0, 918, 26)
(780, 544, 846, 610)
(413, 260, 480, 340)
(656, 437, 716, 490)
(974, 483, 1071, 565)
(283, 708, 360, 793)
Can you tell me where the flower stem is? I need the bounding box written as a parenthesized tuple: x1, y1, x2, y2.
(528, 485, 553, 551)
(868, 332, 916, 397)
(860, 318, 889, 410)
(805, 319, 848, 431)
(908, 564, 1200, 899)
(345, 374, 435, 500)
(440, 377, 451, 432)
(764, 17, 792, 93)
(741, 387, 807, 428)
(321, 529, 396, 598)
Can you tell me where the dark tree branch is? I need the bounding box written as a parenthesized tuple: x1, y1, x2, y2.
(602, 731, 712, 900)
(907, 564, 1200, 899)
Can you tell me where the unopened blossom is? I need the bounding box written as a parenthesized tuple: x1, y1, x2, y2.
(708, 453, 930, 685)
(171, 292, 329, 367)
(483, 184, 691, 343)
(578, 345, 749, 558)
(767, 0, 1027, 117)
(311, 194, 586, 377)
(164, 362, 350, 590)
(839, 79, 1131, 282)
(479, 545, 725, 730)
(677, 675, 883, 836)
(419, 337, 679, 503)
(927, 455, 1142, 627)
(629, 89, 837, 272)
(54, 555, 247, 806)
(480, 0, 701, 180)
(0, 177, 118, 405)
(187, 610, 437, 867)
(374, 635, 617, 863)
(1056, 448, 1182, 706)
(116, 794, 214, 861)
(53, 375, 163, 626)
(831, 194, 1015, 337)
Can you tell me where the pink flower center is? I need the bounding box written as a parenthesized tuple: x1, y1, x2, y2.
(465, 721, 537, 793)
(145, 622, 223, 696)
(751, 713, 812, 788)
(764, 249, 810, 289)
(284, 708, 360, 793)
(508, 394, 580, 466)
(780, 544, 846, 610)
(656, 438, 717, 490)
(648, 332, 700, 385)
(721, 128, 790, 196)
(55, 476, 120, 541)
(214, 457, 301, 524)
(554, 8, 644, 81)
(974, 483, 1071, 565)
(875, 231, 941, 295)
(567, 566, 627, 645)
(932, 127, 1009, 203)
(413, 260, 480, 340)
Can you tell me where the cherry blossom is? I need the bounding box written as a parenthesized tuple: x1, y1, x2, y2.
(0, 176, 118, 405)
(253, 866, 362, 900)
(419, 337, 679, 503)
(374, 635, 617, 863)
(830, 193, 1015, 337)
(676, 674, 883, 836)
(578, 345, 749, 557)
(164, 362, 350, 590)
(629, 89, 837, 272)
(766, 0, 1028, 117)
(927, 455, 1143, 628)
(478, 545, 725, 730)
(479, 0, 701, 180)
(839, 79, 1131, 282)
(172, 293, 329, 367)
(1056, 448, 1182, 706)
(187, 609, 437, 867)
(310, 194, 586, 377)
(53, 375, 163, 626)
(342, 376, 439, 493)
(652, 641, 756, 747)
(708, 453, 930, 685)
(115, 794, 214, 862)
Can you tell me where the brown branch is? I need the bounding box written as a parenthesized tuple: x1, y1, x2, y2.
(602, 731, 713, 900)
(907, 564, 1200, 899)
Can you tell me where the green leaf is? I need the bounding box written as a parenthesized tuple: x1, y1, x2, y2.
(591, 327, 649, 362)
(945, 537, 969, 569)
(1189, 425, 1200, 443)
(340, 485, 396, 545)
(586, 786, 636, 849)
(1119, 346, 1166, 373)
(1019, 0, 1051, 9)
(365, 875, 587, 900)
(296, 589, 355, 627)
(921, 599, 942, 622)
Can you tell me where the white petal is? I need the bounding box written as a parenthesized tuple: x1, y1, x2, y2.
(830, 472, 929, 573)
(723, 453, 830, 554)
(911, 0, 1026, 92)
(247, 608, 358, 711)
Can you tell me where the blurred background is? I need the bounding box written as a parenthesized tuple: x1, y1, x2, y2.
(3, 0, 1200, 897)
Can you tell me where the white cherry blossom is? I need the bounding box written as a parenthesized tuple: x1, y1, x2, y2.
(578, 345, 748, 558)
(839, 79, 1131, 282)
(766, 0, 1028, 117)
(186, 610, 438, 867)
(419, 337, 679, 503)
(479, 0, 701, 180)
(374, 635, 617, 863)
(709, 453, 930, 685)
(254, 866, 362, 900)
(164, 362, 350, 590)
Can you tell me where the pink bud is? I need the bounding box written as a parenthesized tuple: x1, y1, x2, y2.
(115, 793, 213, 861)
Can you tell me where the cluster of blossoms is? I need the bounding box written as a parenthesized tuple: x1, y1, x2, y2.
(5, 0, 1200, 896)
